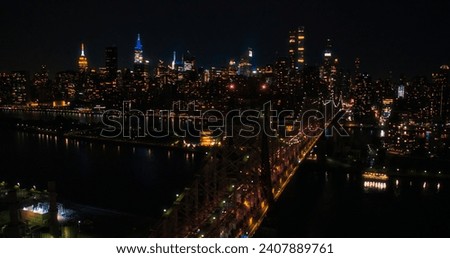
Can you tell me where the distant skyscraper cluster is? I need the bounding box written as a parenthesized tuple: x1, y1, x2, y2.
(0, 28, 448, 133)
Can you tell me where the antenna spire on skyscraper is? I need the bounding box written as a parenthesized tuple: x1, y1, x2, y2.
(81, 43, 85, 57)
(135, 33, 143, 51)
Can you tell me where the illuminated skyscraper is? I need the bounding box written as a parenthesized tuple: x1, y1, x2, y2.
(134, 34, 144, 64)
(55, 71, 77, 102)
(133, 34, 149, 93)
(323, 39, 333, 67)
(11, 71, 29, 104)
(171, 51, 176, 70)
(321, 39, 338, 82)
(238, 48, 253, 77)
(274, 57, 289, 93)
(321, 39, 339, 99)
(397, 84, 405, 98)
(78, 43, 89, 72)
(288, 26, 305, 71)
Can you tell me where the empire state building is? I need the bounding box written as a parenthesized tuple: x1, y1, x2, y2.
(134, 34, 144, 64)
(78, 43, 89, 72)
(133, 34, 149, 91)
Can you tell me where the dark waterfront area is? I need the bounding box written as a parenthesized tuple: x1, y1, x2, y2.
(0, 111, 206, 236)
(0, 127, 203, 219)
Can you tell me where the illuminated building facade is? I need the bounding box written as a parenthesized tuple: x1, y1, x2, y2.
(238, 48, 253, 77)
(134, 34, 144, 64)
(0, 71, 30, 105)
(397, 84, 405, 98)
(10, 71, 29, 104)
(55, 71, 77, 102)
(78, 43, 89, 72)
(274, 57, 289, 92)
(288, 26, 305, 71)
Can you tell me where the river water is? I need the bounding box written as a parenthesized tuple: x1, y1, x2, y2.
(0, 127, 204, 219)
(1, 110, 449, 237)
(258, 129, 450, 237)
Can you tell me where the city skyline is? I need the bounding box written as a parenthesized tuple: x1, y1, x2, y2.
(1, 0, 450, 241)
(1, 29, 449, 81)
(1, 1, 449, 78)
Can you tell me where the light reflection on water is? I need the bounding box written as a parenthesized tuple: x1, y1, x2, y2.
(363, 181, 387, 191)
(362, 178, 443, 193)
(0, 109, 102, 124)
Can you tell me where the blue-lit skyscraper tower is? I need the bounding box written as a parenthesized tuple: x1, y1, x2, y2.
(133, 34, 149, 94)
(134, 34, 144, 64)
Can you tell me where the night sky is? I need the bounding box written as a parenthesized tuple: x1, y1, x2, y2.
(1, 0, 449, 78)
